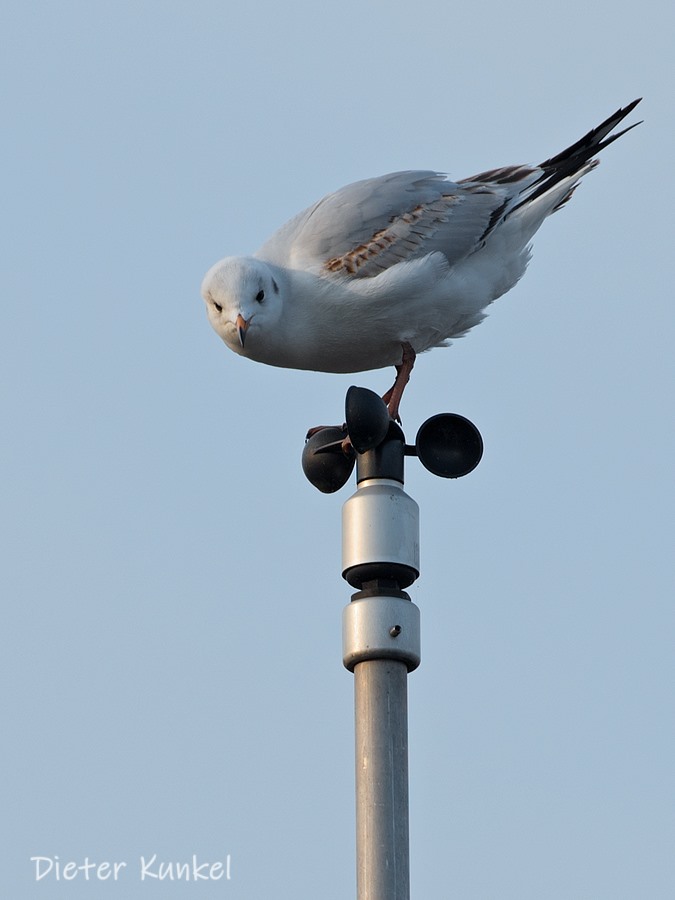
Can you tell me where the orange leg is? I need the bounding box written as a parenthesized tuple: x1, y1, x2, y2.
(381, 342, 416, 421)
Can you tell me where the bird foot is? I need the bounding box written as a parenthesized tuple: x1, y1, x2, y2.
(307, 342, 415, 448)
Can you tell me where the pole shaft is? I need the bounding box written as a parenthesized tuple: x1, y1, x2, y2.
(354, 658, 410, 900)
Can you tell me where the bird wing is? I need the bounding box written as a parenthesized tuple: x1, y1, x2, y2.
(256, 100, 641, 280)
(256, 170, 507, 278)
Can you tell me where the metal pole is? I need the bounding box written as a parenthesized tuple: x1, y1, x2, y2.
(342, 475, 421, 900)
(354, 658, 410, 899)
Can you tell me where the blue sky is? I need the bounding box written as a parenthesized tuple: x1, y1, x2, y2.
(2, 1, 674, 897)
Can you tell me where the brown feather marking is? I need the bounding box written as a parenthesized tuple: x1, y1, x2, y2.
(324, 197, 460, 276)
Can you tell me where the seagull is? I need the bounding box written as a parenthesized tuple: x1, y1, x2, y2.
(202, 100, 641, 421)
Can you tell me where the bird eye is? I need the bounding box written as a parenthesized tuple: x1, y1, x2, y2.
(256, 289, 265, 303)
(213, 301, 223, 313)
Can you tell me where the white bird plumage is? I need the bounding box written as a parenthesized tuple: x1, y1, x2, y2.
(202, 100, 641, 419)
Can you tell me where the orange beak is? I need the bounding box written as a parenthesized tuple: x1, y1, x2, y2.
(236, 313, 249, 348)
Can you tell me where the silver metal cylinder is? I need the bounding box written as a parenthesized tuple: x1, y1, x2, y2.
(343, 593, 420, 672)
(354, 659, 410, 900)
(342, 479, 420, 588)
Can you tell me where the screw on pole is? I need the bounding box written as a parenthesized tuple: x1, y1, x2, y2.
(302, 386, 483, 900)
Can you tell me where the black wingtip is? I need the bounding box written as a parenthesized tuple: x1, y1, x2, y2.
(539, 98, 642, 171)
(621, 97, 642, 113)
(509, 99, 642, 213)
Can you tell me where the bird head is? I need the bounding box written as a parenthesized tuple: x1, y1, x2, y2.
(201, 256, 282, 357)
